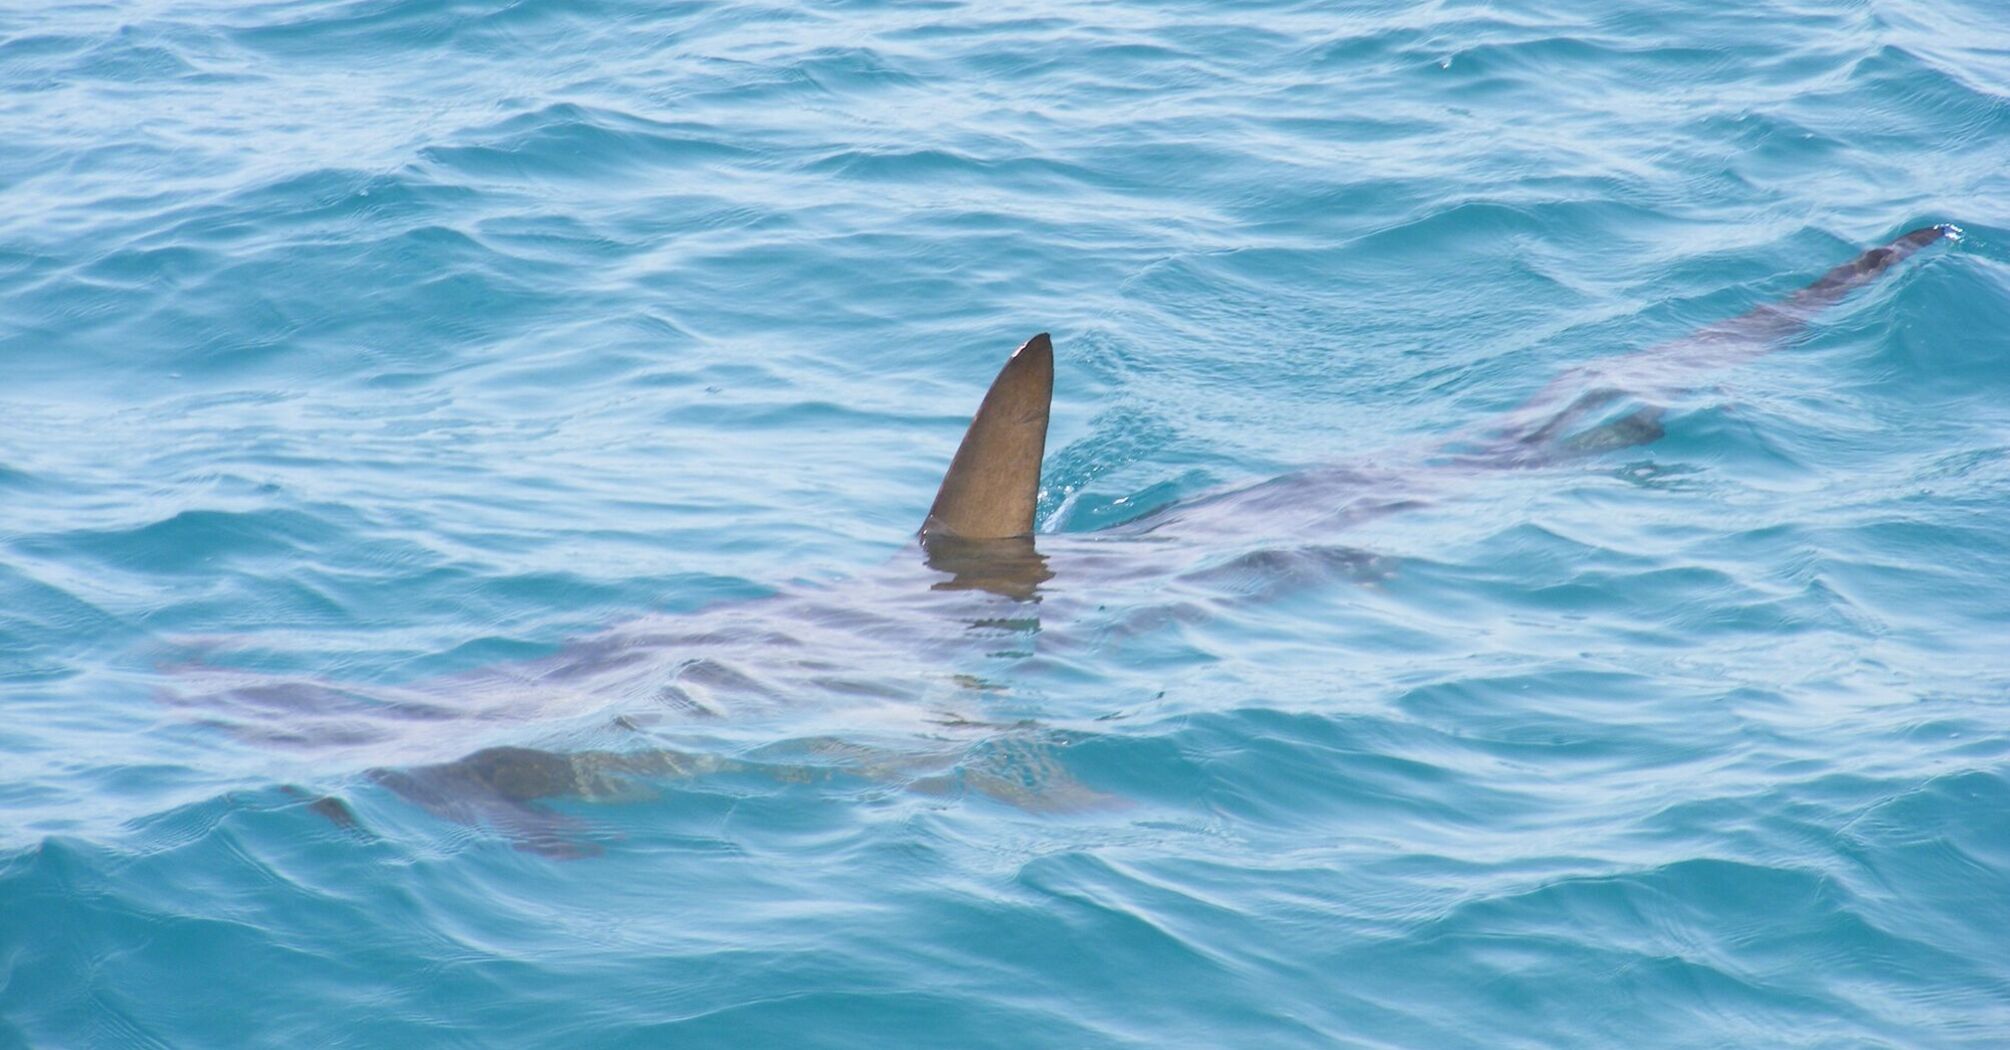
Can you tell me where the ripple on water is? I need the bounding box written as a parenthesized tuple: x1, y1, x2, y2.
(4, 0, 2010, 1046)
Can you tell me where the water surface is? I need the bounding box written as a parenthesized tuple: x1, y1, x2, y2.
(4, 0, 2010, 1045)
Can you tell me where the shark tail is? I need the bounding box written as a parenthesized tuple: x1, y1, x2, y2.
(1703, 223, 1959, 346)
(1470, 223, 1958, 465)
(1777, 223, 1959, 318)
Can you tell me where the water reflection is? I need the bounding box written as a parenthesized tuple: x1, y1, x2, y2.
(918, 532, 1054, 601)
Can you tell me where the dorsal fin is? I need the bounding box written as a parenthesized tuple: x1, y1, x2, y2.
(920, 333, 1053, 539)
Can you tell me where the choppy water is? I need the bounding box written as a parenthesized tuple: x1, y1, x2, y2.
(6, 0, 2010, 1045)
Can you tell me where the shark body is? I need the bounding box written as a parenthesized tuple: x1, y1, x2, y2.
(170, 225, 1957, 855)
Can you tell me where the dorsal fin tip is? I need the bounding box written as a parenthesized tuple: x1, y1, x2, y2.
(920, 333, 1055, 540)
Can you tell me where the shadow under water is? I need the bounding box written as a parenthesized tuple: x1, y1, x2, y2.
(159, 226, 1959, 857)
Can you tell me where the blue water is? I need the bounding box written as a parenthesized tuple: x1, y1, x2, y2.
(6, 0, 2010, 1045)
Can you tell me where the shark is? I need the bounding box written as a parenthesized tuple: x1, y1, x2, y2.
(170, 224, 1957, 856)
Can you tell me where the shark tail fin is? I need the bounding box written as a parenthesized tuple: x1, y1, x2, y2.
(1781, 224, 1959, 316)
(1708, 224, 1959, 345)
(1463, 224, 1957, 467)
(921, 333, 1054, 540)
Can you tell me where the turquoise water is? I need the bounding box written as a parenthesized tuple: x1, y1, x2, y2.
(5, 0, 2010, 1044)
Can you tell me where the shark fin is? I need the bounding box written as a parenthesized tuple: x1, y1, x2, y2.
(1699, 224, 1958, 346)
(921, 333, 1054, 540)
(1782, 224, 1957, 315)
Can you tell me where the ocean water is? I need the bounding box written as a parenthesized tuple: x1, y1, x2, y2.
(5, 0, 2010, 1045)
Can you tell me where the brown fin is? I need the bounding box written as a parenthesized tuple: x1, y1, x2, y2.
(921, 333, 1053, 539)
(1699, 224, 1958, 346)
(1779, 224, 1956, 315)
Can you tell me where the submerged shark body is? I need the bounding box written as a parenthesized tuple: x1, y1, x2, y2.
(168, 225, 1956, 855)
